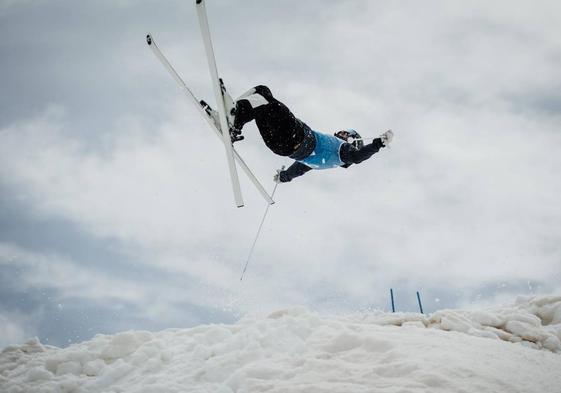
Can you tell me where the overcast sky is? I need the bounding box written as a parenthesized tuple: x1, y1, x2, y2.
(1, 0, 561, 349)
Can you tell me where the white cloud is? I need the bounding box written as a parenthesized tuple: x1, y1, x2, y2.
(0, 242, 141, 304)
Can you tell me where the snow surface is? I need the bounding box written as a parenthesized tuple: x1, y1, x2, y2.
(1, 296, 561, 393)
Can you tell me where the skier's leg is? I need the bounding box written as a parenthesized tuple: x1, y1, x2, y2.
(252, 99, 309, 151)
(233, 85, 309, 156)
(233, 85, 273, 131)
(253, 85, 273, 100)
(341, 138, 385, 165)
(236, 85, 273, 101)
(233, 85, 295, 137)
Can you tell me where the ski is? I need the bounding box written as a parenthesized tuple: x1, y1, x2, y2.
(195, 0, 244, 208)
(145, 35, 274, 205)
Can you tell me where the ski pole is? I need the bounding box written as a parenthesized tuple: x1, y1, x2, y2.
(416, 291, 424, 314)
(240, 167, 284, 281)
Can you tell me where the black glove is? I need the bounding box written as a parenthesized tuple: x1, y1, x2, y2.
(273, 166, 288, 183)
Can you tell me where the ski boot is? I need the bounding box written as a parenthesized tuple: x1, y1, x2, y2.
(229, 126, 244, 143)
(200, 100, 244, 143)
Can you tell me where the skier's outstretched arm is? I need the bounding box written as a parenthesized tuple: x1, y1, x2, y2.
(277, 161, 312, 183)
(341, 138, 385, 165)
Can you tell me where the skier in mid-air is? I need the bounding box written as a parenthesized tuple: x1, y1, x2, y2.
(228, 85, 393, 183)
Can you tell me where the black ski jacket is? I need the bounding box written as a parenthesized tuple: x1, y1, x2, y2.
(279, 138, 385, 182)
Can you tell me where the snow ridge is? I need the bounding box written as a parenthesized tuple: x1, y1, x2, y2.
(1, 296, 560, 393)
(356, 295, 561, 352)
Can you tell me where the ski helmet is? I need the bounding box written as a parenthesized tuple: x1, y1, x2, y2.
(335, 129, 364, 149)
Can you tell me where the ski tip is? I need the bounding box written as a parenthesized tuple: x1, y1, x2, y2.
(146, 34, 152, 45)
(237, 204, 245, 209)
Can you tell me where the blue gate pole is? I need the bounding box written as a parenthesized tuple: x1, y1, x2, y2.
(416, 291, 424, 314)
(390, 288, 396, 313)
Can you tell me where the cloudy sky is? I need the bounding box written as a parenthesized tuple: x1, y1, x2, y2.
(1, 0, 561, 349)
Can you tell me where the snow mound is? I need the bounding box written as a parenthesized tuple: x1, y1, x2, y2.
(358, 294, 561, 352)
(1, 296, 560, 393)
